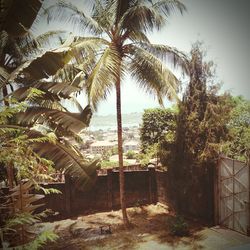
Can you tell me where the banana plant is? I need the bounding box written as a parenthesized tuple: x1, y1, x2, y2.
(0, 0, 100, 190)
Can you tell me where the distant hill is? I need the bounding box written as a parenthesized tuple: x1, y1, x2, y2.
(90, 112, 142, 130)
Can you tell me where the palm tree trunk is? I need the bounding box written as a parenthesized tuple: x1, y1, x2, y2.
(115, 79, 130, 228)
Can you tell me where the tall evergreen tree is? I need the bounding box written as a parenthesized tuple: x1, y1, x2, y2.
(167, 42, 232, 220)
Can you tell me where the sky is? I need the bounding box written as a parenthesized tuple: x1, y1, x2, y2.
(36, 0, 250, 115)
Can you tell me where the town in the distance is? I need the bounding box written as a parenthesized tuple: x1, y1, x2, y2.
(81, 126, 140, 166)
(76, 112, 147, 167)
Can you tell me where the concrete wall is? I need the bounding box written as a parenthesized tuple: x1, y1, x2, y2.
(155, 170, 168, 205)
(42, 167, 158, 217)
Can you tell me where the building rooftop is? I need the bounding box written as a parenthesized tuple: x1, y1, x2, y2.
(91, 141, 117, 147)
(124, 140, 139, 146)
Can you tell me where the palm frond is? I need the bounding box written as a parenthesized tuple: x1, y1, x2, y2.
(6, 81, 81, 111)
(44, 1, 103, 35)
(127, 45, 179, 103)
(69, 71, 86, 88)
(91, 0, 116, 33)
(152, 0, 186, 16)
(116, 0, 186, 35)
(85, 45, 123, 110)
(0, 124, 27, 135)
(35, 30, 68, 47)
(72, 36, 108, 54)
(114, 0, 136, 25)
(127, 30, 150, 44)
(50, 36, 108, 84)
(21, 30, 68, 56)
(118, 4, 165, 34)
(140, 43, 189, 75)
(33, 100, 67, 111)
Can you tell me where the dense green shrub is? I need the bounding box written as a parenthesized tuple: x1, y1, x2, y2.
(125, 150, 137, 159)
(168, 215, 189, 236)
(222, 96, 250, 161)
(140, 108, 177, 153)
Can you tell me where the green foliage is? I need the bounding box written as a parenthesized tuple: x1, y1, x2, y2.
(0, 99, 27, 124)
(5, 213, 40, 229)
(0, 99, 56, 184)
(138, 144, 158, 167)
(172, 42, 232, 171)
(22, 230, 58, 250)
(26, 88, 46, 102)
(100, 160, 118, 169)
(140, 108, 177, 153)
(222, 96, 250, 161)
(164, 42, 234, 219)
(0, 182, 58, 249)
(43, 0, 188, 226)
(102, 149, 112, 161)
(101, 147, 118, 161)
(110, 146, 118, 156)
(1, 1, 99, 246)
(39, 187, 62, 195)
(125, 150, 137, 159)
(0, 96, 61, 249)
(0, 12, 99, 189)
(1, 225, 58, 250)
(168, 215, 189, 236)
(100, 160, 131, 169)
(0, 94, 99, 191)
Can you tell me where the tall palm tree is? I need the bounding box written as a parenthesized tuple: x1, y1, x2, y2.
(45, 0, 189, 227)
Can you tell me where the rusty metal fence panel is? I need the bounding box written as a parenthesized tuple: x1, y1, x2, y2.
(218, 156, 249, 235)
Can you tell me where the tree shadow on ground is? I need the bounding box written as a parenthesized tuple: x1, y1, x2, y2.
(42, 204, 208, 250)
(126, 205, 207, 249)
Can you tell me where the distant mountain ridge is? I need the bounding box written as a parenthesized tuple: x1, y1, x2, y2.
(90, 112, 142, 130)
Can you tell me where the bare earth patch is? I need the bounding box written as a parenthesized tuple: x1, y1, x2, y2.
(39, 203, 205, 250)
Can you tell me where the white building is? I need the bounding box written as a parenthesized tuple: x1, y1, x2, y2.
(123, 140, 139, 153)
(90, 141, 117, 154)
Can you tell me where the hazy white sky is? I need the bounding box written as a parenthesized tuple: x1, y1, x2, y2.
(37, 0, 250, 115)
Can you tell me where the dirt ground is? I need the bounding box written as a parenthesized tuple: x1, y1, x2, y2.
(38, 203, 206, 250)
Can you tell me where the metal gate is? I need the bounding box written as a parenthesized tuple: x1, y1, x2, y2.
(217, 156, 249, 235)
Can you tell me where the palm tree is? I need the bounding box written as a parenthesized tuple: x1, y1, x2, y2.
(45, 0, 189, 227)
